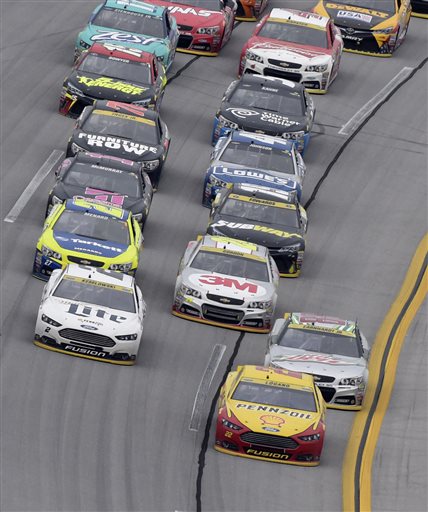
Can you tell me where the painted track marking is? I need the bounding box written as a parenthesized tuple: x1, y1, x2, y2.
(338, 67, 413, 136)
(189, 343, 226, 432)
(4, 149, 64, 223)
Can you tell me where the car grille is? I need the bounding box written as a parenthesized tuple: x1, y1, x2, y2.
(312, 374, 335, 383)
(240, 432, 298, 449)
(178, 35, 193, 49)
(177, 24, 193, 31)
(202, 304, 244, 324)
(59, 329, 115, 348)
(264, 68, 302, 82)
(317, 386, 336, 403)
(206, 293, 244, 306)
(268, 59, 301, 69)
(67, 256, 104, 267)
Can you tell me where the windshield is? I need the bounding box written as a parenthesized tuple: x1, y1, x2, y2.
(333, 0, 396, 14)
(79, 54, 151, 84)
(230, 86, 304, 116)
(63, 162, 141, 197)
(170, 0, 221, 9)
(278, 327, 361, 358)
(54, 277, 135, 313)
(233, 381, 317, 412)
(93, 7, 166, 37)
(220, 198, 300, 228)
(191, 250, 269, 282)
(222, 141, 295, 174)
(259, 21, 328, 48)
(54, 210, 130, 246)
(82, 111, 159, 145)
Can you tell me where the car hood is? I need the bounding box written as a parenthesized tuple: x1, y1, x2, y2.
(323, 3, 392, 29)
(213, 163, 302, 186)
(68, 71, 155, 102)
(86, 26, 168, 53)
(268, 345, 367, 378)
(73, 131, 161, 161)
(248, 38, 333, 61)
(182, 268, 272, 300)
(158, 2, 225, 29)
(53, 231, 129, 258)
(221, 104, 306, 133)
(227, 398, 320, 435)
(42, 296, 139, 334)
(208, 216, 304, 249)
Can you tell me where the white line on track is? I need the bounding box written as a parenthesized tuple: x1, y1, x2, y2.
(4, 149, 64, 223)
(189, 343, 226, 432)
(338, 66, 414, 136)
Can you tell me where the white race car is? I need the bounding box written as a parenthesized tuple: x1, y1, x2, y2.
(172, 235, 279, 333)
(34, 264, 146, 365)
(239, 8, 344, 94)
(264, 312, 370, 409)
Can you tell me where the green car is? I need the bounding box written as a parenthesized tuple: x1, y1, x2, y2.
(75, 0, 179, 70)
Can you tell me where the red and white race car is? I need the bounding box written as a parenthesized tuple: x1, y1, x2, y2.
(239, 8, 343, 94)
(151, 0, 236, 56)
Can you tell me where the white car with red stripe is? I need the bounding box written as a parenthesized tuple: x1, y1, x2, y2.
(172, 235, 279, 333)
(239, 8, 343, 93)
(264, 312, 370, 409)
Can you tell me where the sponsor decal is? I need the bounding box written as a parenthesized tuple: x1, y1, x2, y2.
(78, 133, 158, 155)
(84, 187, 126, 206)
(64, 344, 107, 357)
(220, 169, 295, 186)
(262, 426, 280, 432)
(260, 414, 285, 427)
(67, 303, 127, 323)
(102, 43, 145, 57)
(245, 448, 290, 460)
(298, 314, 347, 325)
(260, 112, 300, 127)
(63, 275, 132, 291)
(168, 6, 215, 17)
(91, 31, 163, 45)
(80, 324, 98, 330)
(337, 10, 372, 22)
(326, 3, 389, 18)
(198, 275, 259, 294)
(251, 41, 327, 58)
(211, 220, 301, 240)
(77, 76, 147, 95)
(226, 108, 259, 119)
(276, 354, 351, 365)
(69, 237, 123, 253)
(261, 87, 278, 92)
(236, 403, 313, 419)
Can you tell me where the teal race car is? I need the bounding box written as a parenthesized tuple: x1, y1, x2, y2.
(75, 0, 179, 71)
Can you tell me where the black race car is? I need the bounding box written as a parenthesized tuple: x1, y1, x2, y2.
(206, 183, 308, 277)
(66, 100, 170, 189)
(59, 43, 167, 118)
(411, 0, 428, 17)
(211, 74, 315, 154)
(47, 152, 153, 228)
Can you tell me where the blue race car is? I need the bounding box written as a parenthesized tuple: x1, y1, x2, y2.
(202, 130, 305, 207)
(75, 0, 179, 71)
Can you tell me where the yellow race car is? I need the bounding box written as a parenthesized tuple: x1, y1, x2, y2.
(215, 365, 326, 466)
(313, 0, 411, 56)
(32, 197, 142, 281)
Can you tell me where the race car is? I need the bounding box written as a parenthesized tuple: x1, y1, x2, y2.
(172, 235, 279, 333)
(66, 100, 170, 189)
(239, 8, 344, 94)
(235, 0, 269, 21)
(313, 0, 411, 56)
(34, 264, 146, 365)
(215, 365, 326, 465)
(47, 152, 153, 228)
(32, 197, 143, 281)
(212, 74, 315, 154)
(264, 313, 370, 410)
(75, 0, 179, 69)
(207, 185, 307, 277)
(411, 0, 428, 17)
(202, 130, 305, 207)
(60, 43, 167, 118)
(150, 0, 236, 56)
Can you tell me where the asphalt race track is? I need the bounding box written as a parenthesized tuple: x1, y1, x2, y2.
(0, 1, 427, 511)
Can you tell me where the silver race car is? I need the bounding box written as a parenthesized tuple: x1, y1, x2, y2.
(172, 235, 279, 333)
(34, 264, 146, 365)
(264, 312, 370, 409)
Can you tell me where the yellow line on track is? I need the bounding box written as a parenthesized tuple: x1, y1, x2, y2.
(343, 233, 428, 512)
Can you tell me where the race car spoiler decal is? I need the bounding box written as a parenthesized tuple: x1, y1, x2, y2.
(92, 109, 155, 125)
(63, 275, 133, 292)
(77, 76, 148, 95)
(71, 196, 126, 217)
(228, 193, 296, 209)
(268, 17, 327, 31)
(199, 246, 266, 262)
(289, 324, 355, 337)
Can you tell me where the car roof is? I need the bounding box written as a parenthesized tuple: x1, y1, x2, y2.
(236, 365, 315, 389)
(88, 43, 154, 64)
(104, 0, 165, 17)
(240, 73, 304, 93)
(93, 100, 158, 120)
(288, 312, 357, 336)
(64, 197, 130, 220)
(64, 263, 135, 288)
(74, 152, 141, 173)
(228, 184, 298, 207)
(199, 235, 269, 261)
(229, 130, 295, 151)
(269, 8, 329, 29)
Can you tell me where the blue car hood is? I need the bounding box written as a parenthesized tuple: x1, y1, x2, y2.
(54, 231, 128, 258)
